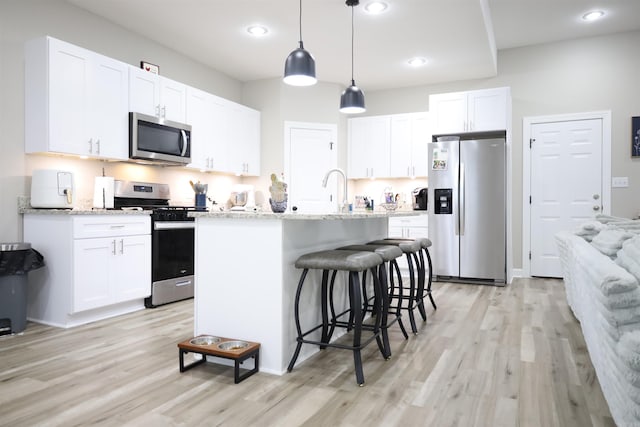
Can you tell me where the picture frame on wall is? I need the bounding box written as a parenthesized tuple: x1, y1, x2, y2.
(140, 61, 159, 75)
(633, 116, 640, 157)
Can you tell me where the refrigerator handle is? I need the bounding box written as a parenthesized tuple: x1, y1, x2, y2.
(459, 163, 465, 236)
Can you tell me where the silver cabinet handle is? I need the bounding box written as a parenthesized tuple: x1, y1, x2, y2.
(119, 239, 124, 254)
(161, 105, 166, 118)
(96, 139, 100, 155)
(88, 138, 93, 154)
(155, 105, 160, 117)
(111, 239, 116, 255)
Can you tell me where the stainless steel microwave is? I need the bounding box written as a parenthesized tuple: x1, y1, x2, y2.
(129, 112, 192, 165)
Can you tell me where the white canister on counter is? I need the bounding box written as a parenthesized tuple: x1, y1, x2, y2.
(93, 176, 114, 209)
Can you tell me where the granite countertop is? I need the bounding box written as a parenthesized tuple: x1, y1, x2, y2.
(189, 209, 425, 220)
(20, 208, 152, 215)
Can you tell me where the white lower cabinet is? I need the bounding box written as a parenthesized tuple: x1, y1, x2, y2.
(24, 214, 151, 328)
(388, 214, 429, 272)
(73, 234, 150, 313)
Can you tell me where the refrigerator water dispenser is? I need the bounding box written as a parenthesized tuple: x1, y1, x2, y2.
(434, 189, 452, 214)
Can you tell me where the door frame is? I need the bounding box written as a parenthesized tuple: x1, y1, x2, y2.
(284, 121, 338, 209)
(522, 110, 611, 277)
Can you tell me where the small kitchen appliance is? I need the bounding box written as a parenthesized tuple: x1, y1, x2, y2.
(129, 112, 192, 165)
(30, 169, 74, 208)
(413, 187, 428, 210)
(229, 184, 255, 211)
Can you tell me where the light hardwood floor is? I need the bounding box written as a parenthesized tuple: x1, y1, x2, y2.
(0, 278, 615, 427)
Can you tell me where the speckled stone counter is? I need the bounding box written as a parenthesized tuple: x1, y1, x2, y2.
(19, 208, 152, 215)
(189, 209, 419, 220)
(193, 209, 426, 375)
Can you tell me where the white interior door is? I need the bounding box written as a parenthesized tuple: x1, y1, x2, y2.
(285, 122, 338, 213)
(530, 118, 603, 277)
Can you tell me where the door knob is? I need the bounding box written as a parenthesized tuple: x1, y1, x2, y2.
(593, 205, 601, 211)
(593, 194, 600, 200)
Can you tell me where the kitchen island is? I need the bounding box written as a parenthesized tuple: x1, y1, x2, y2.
(190, 210, 423, 375)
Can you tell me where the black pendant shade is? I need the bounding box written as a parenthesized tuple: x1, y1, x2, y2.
(283, 0, 317, 86)
(283, 41, 316, 86)
(340, 80, 365, 113)
(340, 0, 365, 114)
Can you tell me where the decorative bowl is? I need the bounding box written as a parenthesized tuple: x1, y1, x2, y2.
(269, 198, 287, 213)
(380, 203, 398, 211)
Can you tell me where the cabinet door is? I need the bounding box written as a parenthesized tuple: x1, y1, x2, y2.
(89, 53, 129, 160)
(225, 102, 261, 176)
(129, 67, 160, 117)
(348, 118, 370, 178)
(160, 77, 187, 123)
(73, 237, 112, 312)
(48, 39, 91, 155)
(348, 116, 391, 178)
(111, 235, 151, 303)
(411, 112, 430, 177)
(467, 88, 508, 132)
(186, 87, 214, 170)
(429, 92, 467, 134)
(389, 114, 412, 178)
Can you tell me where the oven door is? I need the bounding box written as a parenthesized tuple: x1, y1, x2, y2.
(152, 221, 194, 281)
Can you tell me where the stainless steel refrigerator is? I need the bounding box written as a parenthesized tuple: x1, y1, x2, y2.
(428, 131, 506, 285)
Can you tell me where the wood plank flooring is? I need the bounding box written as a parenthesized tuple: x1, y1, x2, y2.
(0, 278, 615, 426)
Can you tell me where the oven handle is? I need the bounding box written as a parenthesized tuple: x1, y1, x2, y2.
(154, 221, 195, 230)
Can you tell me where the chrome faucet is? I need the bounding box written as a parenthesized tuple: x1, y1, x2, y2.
(322, 168, 349, 213)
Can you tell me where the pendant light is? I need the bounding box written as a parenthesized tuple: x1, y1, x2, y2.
(284, 0, 317, 86)
(340, 0, 365, 114)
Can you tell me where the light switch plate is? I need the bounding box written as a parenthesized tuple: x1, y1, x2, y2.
(612, 176, 629, 188)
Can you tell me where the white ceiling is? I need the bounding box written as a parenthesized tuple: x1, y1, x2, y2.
(66, 0, 640, 91)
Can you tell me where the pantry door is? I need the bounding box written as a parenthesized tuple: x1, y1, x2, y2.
(524, 112, 611, 278)
(284, 122, 338, 213)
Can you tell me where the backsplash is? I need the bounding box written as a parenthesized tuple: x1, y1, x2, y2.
(349, 177, 428, 211)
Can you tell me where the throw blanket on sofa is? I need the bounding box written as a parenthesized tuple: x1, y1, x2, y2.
(556, 231, 640, 426)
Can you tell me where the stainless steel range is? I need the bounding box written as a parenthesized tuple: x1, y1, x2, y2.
(114, 180, 198, 307)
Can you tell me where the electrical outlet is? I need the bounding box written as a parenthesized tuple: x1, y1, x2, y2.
(612, 176, 629, 188)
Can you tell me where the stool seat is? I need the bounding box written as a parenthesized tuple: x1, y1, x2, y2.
(295, 250, 383, 271)
(368, 239, 422, 253)
(386, 237, 432, 248)
(336, 244, 403, 261)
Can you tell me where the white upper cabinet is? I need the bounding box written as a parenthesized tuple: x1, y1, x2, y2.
(25, 36, 129, 160)
(389, 112, 430, 178)
(129, 67, 187, 123)
(429, 87, 511, 134)
(348, 116, 391, 179)
(225, 101, 261, 176)
(186, 87, 223, 171)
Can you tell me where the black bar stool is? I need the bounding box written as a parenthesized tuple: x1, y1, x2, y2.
(287, 249, 385, 386)
(336, 244, 409, 347)
(385, 237, 436, 316)
(367, 239, 423, 334)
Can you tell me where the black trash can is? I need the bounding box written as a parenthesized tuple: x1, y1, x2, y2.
(0, 243, 45, 335)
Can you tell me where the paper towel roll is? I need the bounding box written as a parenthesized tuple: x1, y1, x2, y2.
(93, 176, 114, 209)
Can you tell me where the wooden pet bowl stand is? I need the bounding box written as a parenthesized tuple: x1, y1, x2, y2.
(178, 335, 260, 383)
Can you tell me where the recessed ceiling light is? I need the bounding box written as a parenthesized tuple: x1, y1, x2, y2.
(582, 10, 605, 21)
(364, 1, 388, 14)
(408, 57, 427, 67)
(247, 25, 268, 36)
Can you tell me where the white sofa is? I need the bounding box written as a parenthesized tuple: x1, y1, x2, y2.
(556, 216, 640, 427)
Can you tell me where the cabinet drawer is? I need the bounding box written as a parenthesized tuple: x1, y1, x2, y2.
(73, 215, 150, 239)
(389, 215, 428, 228)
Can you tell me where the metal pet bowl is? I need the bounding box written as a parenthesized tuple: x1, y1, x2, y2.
(190, 335, 221, 346)
(380, 203, 398, 211)
(218, 340, 249, 351)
